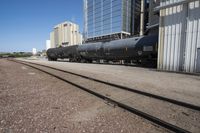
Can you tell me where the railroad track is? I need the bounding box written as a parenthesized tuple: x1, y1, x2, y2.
(11, 59, 200, 133)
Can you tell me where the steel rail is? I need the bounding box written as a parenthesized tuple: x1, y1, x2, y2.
(12, 59, 200, 111)
(11, 59, 190, 133)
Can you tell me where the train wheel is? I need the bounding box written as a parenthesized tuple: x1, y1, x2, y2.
(52, 58, 57, 61)
(86, 60, 93, 63)
(48, 58, 52, 61)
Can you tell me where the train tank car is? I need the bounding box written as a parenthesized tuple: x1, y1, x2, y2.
(76, 42, 103, 62)
(77, 35, 158, 63)
(47, 45, 79, 61)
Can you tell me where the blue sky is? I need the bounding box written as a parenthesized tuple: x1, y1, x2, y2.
(0, 0, 83, 52)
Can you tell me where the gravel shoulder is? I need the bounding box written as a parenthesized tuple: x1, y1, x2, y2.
(0, 59, 170, 133)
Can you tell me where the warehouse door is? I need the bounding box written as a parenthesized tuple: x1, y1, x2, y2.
(197, 48, 200, 72)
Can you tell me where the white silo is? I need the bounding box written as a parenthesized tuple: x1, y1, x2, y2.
(32, 48, 37, 55)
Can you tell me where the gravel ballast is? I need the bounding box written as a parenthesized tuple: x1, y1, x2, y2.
(0, 59, 170, 133)
(20, 59, 200, 107)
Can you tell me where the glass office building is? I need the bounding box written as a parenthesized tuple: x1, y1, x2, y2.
(84, 0, 139, 42)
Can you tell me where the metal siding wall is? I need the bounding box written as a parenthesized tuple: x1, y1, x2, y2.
(157, 9, 164, 69)
(185, 0, 200, 72)
(197, 49, 200, 72)
(158, 0, 200, 72)
(178, 4, 187, 71)
(162, 8, 167, 70)
(174, 5, 182, 71)
(158, 1, 186, 71)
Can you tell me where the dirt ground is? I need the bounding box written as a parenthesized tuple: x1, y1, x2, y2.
(0, 59, 170, 133)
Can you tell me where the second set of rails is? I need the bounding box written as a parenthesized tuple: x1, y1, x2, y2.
(11, 59, 200, 133)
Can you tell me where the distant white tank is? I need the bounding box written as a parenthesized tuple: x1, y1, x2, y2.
(32, 48, 37, 55)
(46, 40, 51, 50)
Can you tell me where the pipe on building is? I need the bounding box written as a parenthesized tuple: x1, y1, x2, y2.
(140, 0, 145, 36)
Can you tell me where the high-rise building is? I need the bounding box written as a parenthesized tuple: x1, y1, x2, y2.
(83, 0, 141, 42)
(147, 0, 159, 35)
(50, 21, 82, 47)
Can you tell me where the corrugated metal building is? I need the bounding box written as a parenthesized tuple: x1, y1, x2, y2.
(156, 0, 200, 73)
